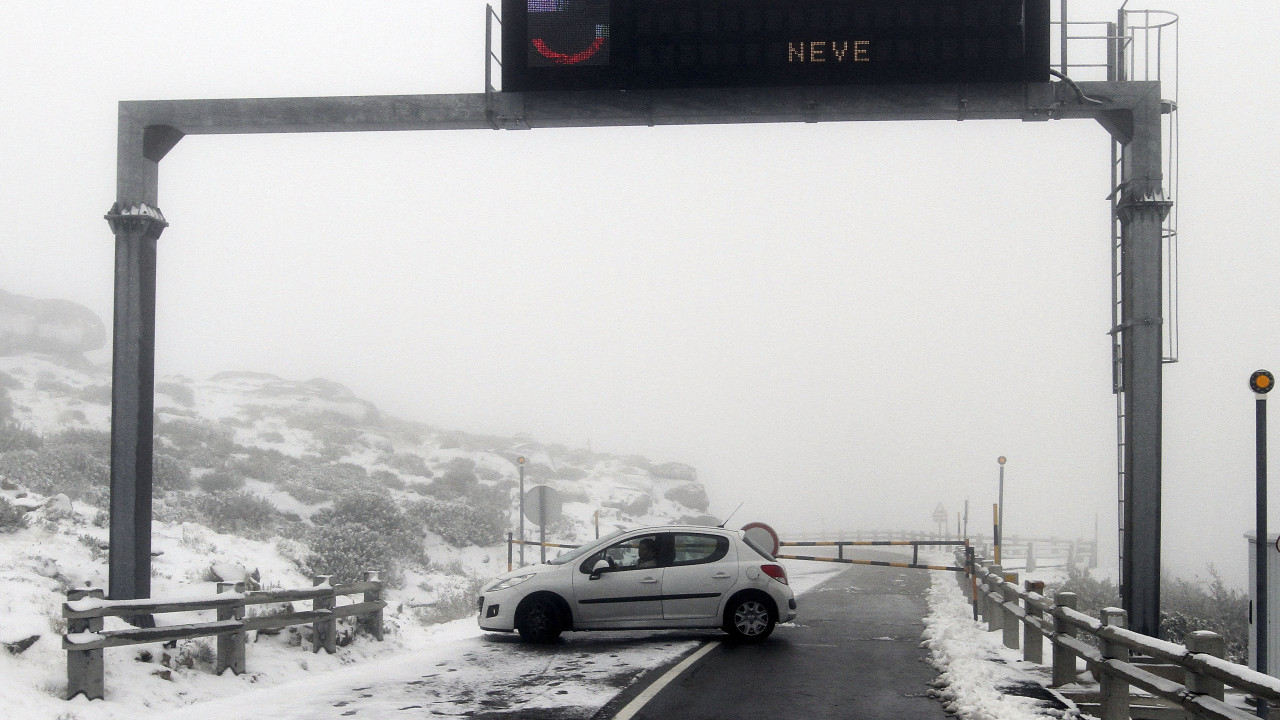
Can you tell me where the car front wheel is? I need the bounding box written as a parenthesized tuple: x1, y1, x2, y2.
(515, 596, 563, 643)
(724, 595, 776, 642)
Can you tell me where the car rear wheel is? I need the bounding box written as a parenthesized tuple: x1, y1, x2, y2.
(515, 596, 563, 643)
(724, 595, 775, 642)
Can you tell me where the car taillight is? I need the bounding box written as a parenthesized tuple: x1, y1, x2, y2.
(761, 564, 788, 585)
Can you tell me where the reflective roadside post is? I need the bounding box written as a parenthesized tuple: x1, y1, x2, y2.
(1251, 370, 1272, 719)
(517, 456, 526, 568)
(996, 456, 1007, 565)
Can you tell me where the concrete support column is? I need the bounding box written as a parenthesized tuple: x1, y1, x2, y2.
(1099, 607, 1131, 720)
(105, 202, 167, 604)
(1052, 592, 1079, 687)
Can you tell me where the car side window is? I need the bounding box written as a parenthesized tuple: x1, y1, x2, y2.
(579, 534, 660, 573)
(671, 533, 729, 566)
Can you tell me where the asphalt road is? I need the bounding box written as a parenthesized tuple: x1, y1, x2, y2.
(603, 559, 951, 720)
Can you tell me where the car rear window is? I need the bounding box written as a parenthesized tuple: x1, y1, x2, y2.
(741, 534, 776, 561)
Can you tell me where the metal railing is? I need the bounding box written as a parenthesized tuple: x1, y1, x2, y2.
(962, 553, 1279, 720)
(63, 572, 384, 701)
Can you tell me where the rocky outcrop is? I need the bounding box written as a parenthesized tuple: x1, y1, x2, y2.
(663, 482, 709, 512)
(0, 290, 105, 358)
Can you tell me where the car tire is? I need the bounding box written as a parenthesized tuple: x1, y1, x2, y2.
(515, 596, 563, 643)
(724, 593, 776, 642)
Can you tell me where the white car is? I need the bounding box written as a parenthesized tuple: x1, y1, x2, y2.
(478, 525, 797, 642)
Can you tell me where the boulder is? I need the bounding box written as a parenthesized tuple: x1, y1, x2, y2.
(4, 635, 39, 655)
(0, 289, 105, 357)
(663, 482, 710, 512)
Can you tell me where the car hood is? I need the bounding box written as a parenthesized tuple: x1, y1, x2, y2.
(486, 562, 560, 584)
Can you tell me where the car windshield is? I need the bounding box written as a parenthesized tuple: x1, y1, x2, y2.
(545, 529, 629, 565)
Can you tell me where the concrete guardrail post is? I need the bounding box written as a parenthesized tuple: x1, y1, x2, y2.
(1051, 592, 1078, 687)
(1099, 607, 1130, 720)
(312, 575, 336, 654)
(1002, 572, 1020, 650)
(1023, 580, 1045, 664)
(1184, 630, 1226, 701)
(66, 587, 105, 700)
(215, 581, 246, 675)
(974, 557, 988, 621)
(987, 565, 1004, 633)
(361, 570, 384, 641)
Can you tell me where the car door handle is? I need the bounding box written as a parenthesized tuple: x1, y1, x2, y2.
(711, 572, 733, 579)
(639, 577, 660, 584)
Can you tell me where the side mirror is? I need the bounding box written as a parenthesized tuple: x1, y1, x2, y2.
(589, 559, 610, 580)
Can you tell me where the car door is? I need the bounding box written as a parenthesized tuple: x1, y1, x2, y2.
(571, 533, 664, 626)
(661, 532, 737, 620)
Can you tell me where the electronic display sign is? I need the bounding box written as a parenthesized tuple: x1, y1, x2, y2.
(501, 0, 1051, 92)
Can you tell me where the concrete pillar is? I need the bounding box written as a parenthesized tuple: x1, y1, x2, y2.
(1052, 592, 1079, 687)
(1099, 607, 1130, 720)
(1024, 580, 1046, 664)
(1002, 572, 1021, 650)
(987, 565, 1004, 633)
(1185, 631, 1226, 701)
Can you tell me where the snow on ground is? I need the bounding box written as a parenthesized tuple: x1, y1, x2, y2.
(923, 565, 1081, 720)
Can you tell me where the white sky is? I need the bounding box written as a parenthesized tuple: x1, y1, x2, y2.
(3, 1, 1279, 587)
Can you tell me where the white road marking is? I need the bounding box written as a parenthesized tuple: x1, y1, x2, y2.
(611, 639, 722, 720)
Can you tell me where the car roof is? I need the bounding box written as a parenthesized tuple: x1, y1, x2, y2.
(625, 525, 738, 534)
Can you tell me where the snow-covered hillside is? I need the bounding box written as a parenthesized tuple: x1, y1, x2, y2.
(0, 350, 719, 712)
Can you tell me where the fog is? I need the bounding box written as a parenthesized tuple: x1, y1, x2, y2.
(3, 1, 1278, 588)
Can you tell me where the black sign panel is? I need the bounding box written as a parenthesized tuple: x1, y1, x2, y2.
(501, 0, 1051, 92)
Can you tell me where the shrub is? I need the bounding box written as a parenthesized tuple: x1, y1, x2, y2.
(47, 428, 109, 453)
(193, 490, 280, 535)
(0, 423, 42, 453)
(156, 419, 237, 468)
(154, 453, 193, 492)
(428, 466, 478, 500)
(1160, 566, 1248, 663)
(73, 384, 113, 405)
(228, 447, 294, 481)
(312, 492, 420, 560)
(0, 497, 27, 533)
(198, 468, 245, 493)
(408, 497, 505, 548)
(304, 522, 402, 586)
(156, 381, 195, 407)
(0, 444, 108, 502)
(383, 452, 432, 478)
(0, 387, 13, 424)
(371, 469, 405, 490)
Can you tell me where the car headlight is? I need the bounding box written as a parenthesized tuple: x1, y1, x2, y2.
(484, 573, 537, 593)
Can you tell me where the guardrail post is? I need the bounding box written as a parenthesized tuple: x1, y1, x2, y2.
(1099, 607, 1130, 720)
(215, 582, 246, 675)
(312, 575, 336, 654)
(987, 565, 1004, 633)
(1002, 572, 1020, 650)
(974, 556, 987, 621)
(65, 588, 105, 701)
(1023, 580, 1045, 664)
(361, 570, 384, 641)
(1052, 592, 1078, 687)
(1184, 631, 1226, 701)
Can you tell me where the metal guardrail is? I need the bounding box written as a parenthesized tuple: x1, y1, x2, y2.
(962, 553, 1280, 720)
(63, 571, 385, 701)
